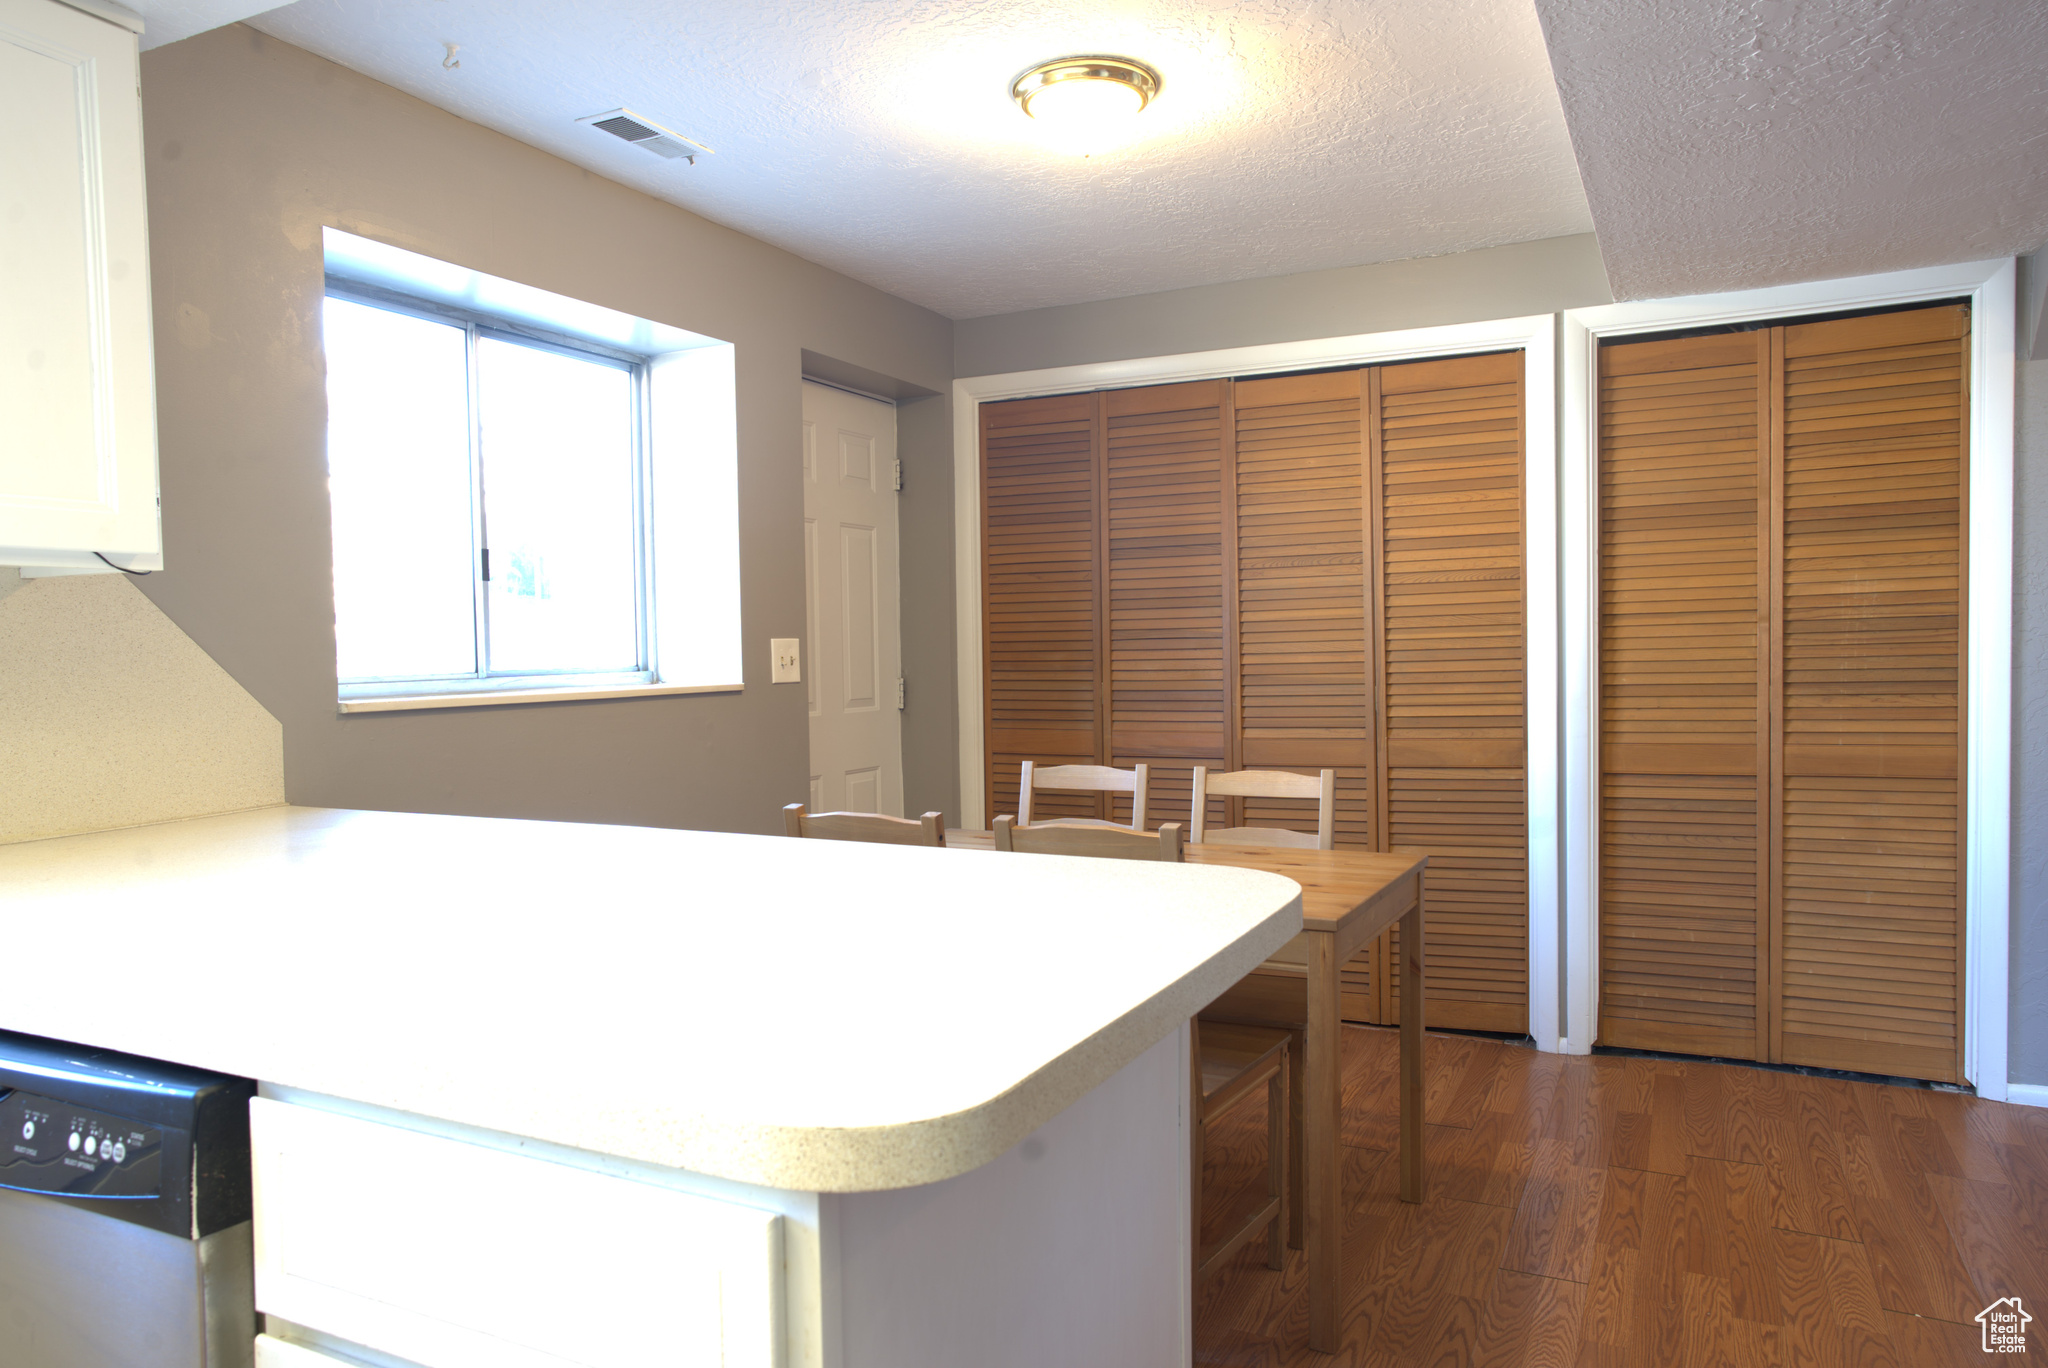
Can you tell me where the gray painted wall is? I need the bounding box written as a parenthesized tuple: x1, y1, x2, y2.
(138, 27, 952, 835)
(2013, 253, 2047, 1087)
(895, 394, 958, 822)
(953, 234, 1613, 376)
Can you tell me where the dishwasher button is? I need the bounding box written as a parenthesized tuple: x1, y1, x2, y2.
(84, 1135, 97, 1157)
(112, 1141, 127, 1163)
(19, 1121, 31, 1141)
(68, 1132, 81, 1152)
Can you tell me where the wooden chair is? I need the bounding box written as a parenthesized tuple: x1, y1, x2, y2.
(1191, 1020, 1290, 1281)
(1187, 768, 1329, 1254)
(991, 814, 1180, 860)
(782, 803, 944, 847)
(991, 812, 1289, 1283)
(1189, 768, 1336, 851)
(1017, 761, 1150, 831)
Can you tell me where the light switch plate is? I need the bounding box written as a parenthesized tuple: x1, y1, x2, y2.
(770, 638, 801, 684)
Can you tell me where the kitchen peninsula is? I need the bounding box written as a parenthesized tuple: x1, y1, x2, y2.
(0, 806, 1302, 1368)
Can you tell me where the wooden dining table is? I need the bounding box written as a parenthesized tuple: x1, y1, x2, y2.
(946, 829, 1427, 1354)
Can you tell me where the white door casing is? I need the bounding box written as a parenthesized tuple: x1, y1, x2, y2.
(1561, 258, 2016, 1094)
(804, 381, 903, 817)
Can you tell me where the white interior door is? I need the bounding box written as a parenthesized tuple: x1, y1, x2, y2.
(803, 381, 902, 817)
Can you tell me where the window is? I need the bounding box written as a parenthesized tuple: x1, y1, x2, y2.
(319, 228, 741, 711)
(324, 293, 649, 692)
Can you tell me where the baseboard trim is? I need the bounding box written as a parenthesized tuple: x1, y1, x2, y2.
(2003, 1082, 2048, 1109)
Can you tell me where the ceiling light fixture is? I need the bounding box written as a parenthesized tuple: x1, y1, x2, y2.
(1010, 55, 1162, 129)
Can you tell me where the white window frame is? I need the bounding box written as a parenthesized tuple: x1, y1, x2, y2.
(1560, 258, 2016, 1099)
(321, 228, 743, 714)
(326, 284, 658, 702)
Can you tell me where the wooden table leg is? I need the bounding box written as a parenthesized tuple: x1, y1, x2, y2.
(1305, 933, 1340, 1354)
(1399, 883, 1425, 1205)
(1287, 1024, 1305, 1250)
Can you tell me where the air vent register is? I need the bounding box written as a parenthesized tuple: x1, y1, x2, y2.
(577, 108, 713, 165)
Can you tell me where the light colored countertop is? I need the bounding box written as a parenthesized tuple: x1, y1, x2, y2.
(0, 806, 1301, 1191)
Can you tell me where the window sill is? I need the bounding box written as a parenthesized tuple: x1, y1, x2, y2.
(337, 681, 742, 714)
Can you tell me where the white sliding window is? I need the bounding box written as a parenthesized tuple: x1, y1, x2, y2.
(323, 292, 649, 699)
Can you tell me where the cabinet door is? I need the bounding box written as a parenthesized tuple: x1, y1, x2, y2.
(256, 1336, 363, 1368)
(251, 1099, 783, 1368)
(0, 0, 160, 568)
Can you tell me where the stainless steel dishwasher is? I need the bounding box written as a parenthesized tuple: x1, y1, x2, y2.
(0, 1029, 256, 1368)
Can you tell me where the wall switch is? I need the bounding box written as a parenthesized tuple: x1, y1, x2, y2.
(771, 638, 801, 684)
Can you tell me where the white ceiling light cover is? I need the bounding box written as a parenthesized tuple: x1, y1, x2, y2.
(1008, 55, 1164, 156)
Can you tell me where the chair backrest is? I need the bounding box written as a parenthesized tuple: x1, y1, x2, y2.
(1018, 761, 1149, 830)
(783, 803, 945, 848)
(992, 814, 1183, 862)
(1189, 768, 1336, 851)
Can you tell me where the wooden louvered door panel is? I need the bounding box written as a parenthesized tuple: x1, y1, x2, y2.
(1596, 305, 1967, 1082)
(1373, 353, 1528, 1032)
(1598, 333, 1766, 1059)
(1102, 382, 1230, 830)
(981, 394, 1103, 824)
(1231, 371, 1383, 1021)
(1776, 306, 1966, 1082)
(981, 357, 1541, 1033)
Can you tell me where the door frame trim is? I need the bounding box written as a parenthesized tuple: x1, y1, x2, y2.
(1561, 258, 2016, 1097)
(953, 315, 1563, 1047)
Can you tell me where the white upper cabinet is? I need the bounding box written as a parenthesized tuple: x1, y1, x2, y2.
(0, 0, 160, 572)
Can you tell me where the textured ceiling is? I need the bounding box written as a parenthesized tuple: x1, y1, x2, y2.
(129, 0, 277, 49)
(1532, 0, 2048, 301)
(239, 0, 1593, 319)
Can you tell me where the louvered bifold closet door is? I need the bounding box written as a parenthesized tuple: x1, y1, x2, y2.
(1102, 382, 1231, 829)
(1598, 334, 1766, 1059)
(1776, 306, 1966, 1082)
(1597, 306, 1967, 1080)
(1231, 371, 1382, 1020)
(1373, 353, 1528, 1032)
(981, 394, 1103, 824)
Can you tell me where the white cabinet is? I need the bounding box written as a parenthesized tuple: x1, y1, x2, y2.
(249, 1099, 785, 1368)
(254, 1337, 359, 1368)
(0, 0, 161, 572)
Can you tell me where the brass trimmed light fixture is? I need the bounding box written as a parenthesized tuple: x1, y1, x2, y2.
(1010, 55, 1163, 127)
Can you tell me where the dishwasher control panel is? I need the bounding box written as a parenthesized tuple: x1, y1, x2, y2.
(0, 1089, 163, 1200)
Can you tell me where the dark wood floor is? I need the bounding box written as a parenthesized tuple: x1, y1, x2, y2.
(1196, 1026, 2047, 1366)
